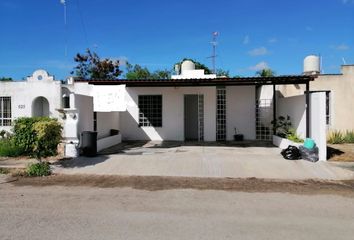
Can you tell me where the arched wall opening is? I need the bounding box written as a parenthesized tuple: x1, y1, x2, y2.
(32, 97, 50, 117)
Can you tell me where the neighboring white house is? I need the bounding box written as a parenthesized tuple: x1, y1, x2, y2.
(1, 60, 326, 159)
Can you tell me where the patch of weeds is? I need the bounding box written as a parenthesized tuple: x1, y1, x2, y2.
(0, 168, 9, 174)
(26, 162, 51, 177)
(327, 130, 345, 144)
(344, 130, 354, 143)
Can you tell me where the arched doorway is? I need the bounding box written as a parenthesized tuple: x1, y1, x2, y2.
(32, 97, 50, 117)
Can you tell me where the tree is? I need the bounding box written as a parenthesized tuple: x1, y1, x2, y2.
(71, 49, 122, 80)
(256, 68, 276, 77)
(0, 77, 13, 81)
(216, 69, 230, 77)
(125, 62, 171, 79)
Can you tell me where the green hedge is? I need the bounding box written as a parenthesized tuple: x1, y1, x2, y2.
(12, 117, 62, 159)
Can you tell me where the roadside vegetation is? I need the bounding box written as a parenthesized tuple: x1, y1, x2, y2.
(327, 130, 354, 144)
(0, 117, 62, 176)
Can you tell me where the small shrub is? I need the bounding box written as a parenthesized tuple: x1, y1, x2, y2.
(32, 119, 62, 160)
(344, 130, 354, 143)
(13, 117, 62, 160)
(13, 117, 43, 155)
(271, 115, 292, 138)
(0, 138, 23, 157)
(287, 129, 304, 143)
(26, 162, 51, 177)
(327, 130, 345, 144)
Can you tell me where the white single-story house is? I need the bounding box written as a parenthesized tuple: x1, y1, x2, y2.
(0, 60, 327, 160)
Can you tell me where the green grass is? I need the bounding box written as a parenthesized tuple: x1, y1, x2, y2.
(0, 138, 23, 157)
(344, 130, 354, 143)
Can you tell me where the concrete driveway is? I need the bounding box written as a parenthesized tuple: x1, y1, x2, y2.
(54, 141, 354, 180)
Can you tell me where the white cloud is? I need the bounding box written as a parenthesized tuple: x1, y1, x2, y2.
(249, 61, 269, 71)
(243, 35, 250, 45)
(268, 38, 277, 44)
(334, 44, 350, 51)
(248, 47, 269, 56)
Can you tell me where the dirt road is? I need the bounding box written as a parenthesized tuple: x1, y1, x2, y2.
(1, 176, 354, 240)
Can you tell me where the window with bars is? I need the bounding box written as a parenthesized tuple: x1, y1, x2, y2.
(198, 94, 204, 141)
(256, 99, 272, 141)
(0, 97, 11, 126)
(139, 95, 162, 127)
(216, 87, 226, 141)
(326, 91, 331, 126)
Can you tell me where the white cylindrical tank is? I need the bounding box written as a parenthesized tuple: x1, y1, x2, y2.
(181, 60, 195, 73)
(303, 55, 320, 75)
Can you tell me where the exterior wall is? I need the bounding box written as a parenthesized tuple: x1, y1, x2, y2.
(278, 95, 306, 139)
(120, 86, 256, 141)
(0, 70, 62, 132)
(279, 65, 354, 131)
(226, 86, 256, 140)
(97, 112, 120, 139)
(120, 86, 217, 141)
(277, 93, 327, 161)
(73, 94, 94, 138)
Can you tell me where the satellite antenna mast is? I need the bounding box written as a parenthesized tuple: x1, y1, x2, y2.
(60, 0, 68, 56)
(210, 32, 219, 74)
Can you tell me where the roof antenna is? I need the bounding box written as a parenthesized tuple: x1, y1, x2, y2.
(209, 32, 219, 74)
(60, 0, 68, 57)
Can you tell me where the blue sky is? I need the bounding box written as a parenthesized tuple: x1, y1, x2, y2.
(0, 0, 353, 80)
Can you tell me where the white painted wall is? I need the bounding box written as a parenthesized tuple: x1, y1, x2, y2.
(73, 94, 94, 138)
(97, 112, 120, 139)
(310, 92, 327, 161)
(120, 86, 256, 141)
(0, 70, 62, 132)
(278, 95, 307, 139)
(277, 93, 327, 161)
(120, 87, 217, 141)
(226, 86, 256, 140)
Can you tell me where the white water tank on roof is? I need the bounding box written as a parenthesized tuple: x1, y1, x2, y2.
(303, 55, 320, 75)
(181, 60, 195, 73)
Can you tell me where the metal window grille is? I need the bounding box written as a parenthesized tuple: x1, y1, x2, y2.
(256, 99, 272, 141)
(216, 87, 226, 141)
(326, 91, 331, 125)
(0, 97, 11, 126)
(198, 94, 204, 141)
(139, 95, 162, 127)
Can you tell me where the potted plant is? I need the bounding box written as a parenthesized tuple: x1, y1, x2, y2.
(271, 116, 303, 149)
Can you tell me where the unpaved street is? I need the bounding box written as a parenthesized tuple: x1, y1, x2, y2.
(1, 179, 354, 240)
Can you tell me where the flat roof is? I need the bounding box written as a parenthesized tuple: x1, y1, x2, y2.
(75, 75, 315, 87)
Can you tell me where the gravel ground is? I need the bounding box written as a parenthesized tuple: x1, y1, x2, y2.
(1, 180, 354, 240)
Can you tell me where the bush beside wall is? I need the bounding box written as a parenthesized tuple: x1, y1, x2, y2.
(2, 117, 63, 159)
